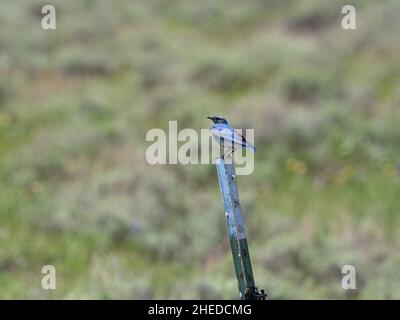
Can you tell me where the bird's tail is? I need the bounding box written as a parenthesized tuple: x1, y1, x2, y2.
(245, 144, 257, 153)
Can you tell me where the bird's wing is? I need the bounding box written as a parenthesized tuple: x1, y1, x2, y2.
(233, 129, 256, 150)
(211, 126, 244, 146)
(232, 129, 248, 144)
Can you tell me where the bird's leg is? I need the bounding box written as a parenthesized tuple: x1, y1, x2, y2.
(223, 149, 233, 160)
(223, 142, 236, 161)
(219, 138, 225, 160)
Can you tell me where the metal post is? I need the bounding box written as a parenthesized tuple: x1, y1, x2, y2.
(216, 158, 266, 300)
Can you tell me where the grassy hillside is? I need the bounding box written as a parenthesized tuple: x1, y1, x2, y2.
(0, 0, 399, 299)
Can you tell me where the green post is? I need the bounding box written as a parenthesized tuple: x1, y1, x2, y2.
(216, 158, 266, 300)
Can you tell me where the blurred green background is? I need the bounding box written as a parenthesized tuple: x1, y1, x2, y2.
(0, 0, 399, 299)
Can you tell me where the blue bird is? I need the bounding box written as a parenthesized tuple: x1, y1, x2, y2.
(207, 116, 257, 159)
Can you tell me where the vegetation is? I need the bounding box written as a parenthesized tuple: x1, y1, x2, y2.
(0, 0, 399, 299)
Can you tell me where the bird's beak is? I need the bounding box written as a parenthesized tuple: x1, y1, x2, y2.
(207, 116, 213, 120)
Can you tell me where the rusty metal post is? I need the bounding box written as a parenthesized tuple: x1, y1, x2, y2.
(216, 158, 266, 300)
